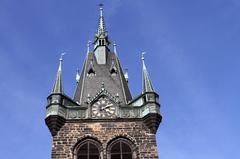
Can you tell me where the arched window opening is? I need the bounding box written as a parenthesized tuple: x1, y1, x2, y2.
(99, 39, 104, 46)
(109, 140, 132, 159)
(77, 140, 100, 159)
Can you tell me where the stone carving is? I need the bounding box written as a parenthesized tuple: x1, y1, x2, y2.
(69, 111, 78, 119)
(78, 110, 86, 118)
(121, 109, 139, 118)
(68, 110, 86, 119)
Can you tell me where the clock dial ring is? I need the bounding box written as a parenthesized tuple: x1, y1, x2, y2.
(92, 97, 116, 118)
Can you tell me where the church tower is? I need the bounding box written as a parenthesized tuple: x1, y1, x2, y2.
(45, 5, 162, 159)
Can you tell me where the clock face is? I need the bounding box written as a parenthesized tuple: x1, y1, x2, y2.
(92, 97, 116, 118)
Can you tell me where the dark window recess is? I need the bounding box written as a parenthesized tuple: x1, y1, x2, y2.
(99, 39, 105, 46)
(110, 141, 132, 159)
(78, 142, 99, 159)
(110, 68, 117, 75)
(88, 68, 95, 76)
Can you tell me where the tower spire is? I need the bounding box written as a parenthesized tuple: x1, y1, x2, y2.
(96, 4, 107, 37)
(141, 52, 154, 93)
(93, 4, 110, 64)
(52, 53, 65, 94)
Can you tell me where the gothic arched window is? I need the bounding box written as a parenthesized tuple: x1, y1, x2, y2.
(107, 138, 133, 159)
(74, 139, 102, 159)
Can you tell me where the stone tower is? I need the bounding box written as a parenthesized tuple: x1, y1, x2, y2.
(45, 5, 162, 159)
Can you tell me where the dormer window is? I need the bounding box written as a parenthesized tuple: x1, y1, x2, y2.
(110, 68, 117, 76)
(87, 59, 96, 76)
(110, 60, 117, 76)
(87, 68, 95, 76)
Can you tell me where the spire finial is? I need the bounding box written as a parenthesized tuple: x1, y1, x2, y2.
(99, 4, 104, 17)
(58, 52, 66, 71)
(141, 52, 145, 61)
(101, 82, 105, 90)
(87, 40, 91, 53)
(141, 52, 146, 70)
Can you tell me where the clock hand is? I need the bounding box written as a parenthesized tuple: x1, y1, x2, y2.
(102, 104, 113, 109)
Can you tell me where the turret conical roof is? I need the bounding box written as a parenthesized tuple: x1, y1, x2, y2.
(142, 53, 154, 93)
(52, 53, 65, 94)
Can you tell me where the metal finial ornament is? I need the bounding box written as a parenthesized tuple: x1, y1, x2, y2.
(99, 4, 104, 16)
(76, 68, 80, 83)
(141, 52, 146, 61)
(58, 52, 66, 71)
(141, 52, 147, 70)
(124, 68, 129, 83)
(101, 81, 105, 90)
(87, 94, 91, 103)
(60, 52, 66, 61)
(87, 40, 91, 53)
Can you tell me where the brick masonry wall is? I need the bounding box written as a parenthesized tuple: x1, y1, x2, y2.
(51, 120, 159, 159)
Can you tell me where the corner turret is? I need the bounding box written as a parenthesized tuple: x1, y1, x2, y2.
(45, 53, 78, 136)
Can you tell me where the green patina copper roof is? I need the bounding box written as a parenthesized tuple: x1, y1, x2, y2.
(52, 54, 64, 94)
(142, 53, 154, 93)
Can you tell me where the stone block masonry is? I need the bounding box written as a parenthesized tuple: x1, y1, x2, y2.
(51, 120, 159, 159)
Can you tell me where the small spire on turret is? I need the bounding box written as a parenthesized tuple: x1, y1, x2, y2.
(141, 52, 154, 93)
(52, 53, 66, 94)
(87, 40, 91, 53)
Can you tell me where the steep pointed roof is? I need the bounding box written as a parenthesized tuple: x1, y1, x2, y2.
(52, 53, 65, 94)
(74, 5, 132, 105)
(74, 52, 132, 105)
(142, 53, 154, 93)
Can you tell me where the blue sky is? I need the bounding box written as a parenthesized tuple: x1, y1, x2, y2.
(0, 0, 239, 158)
